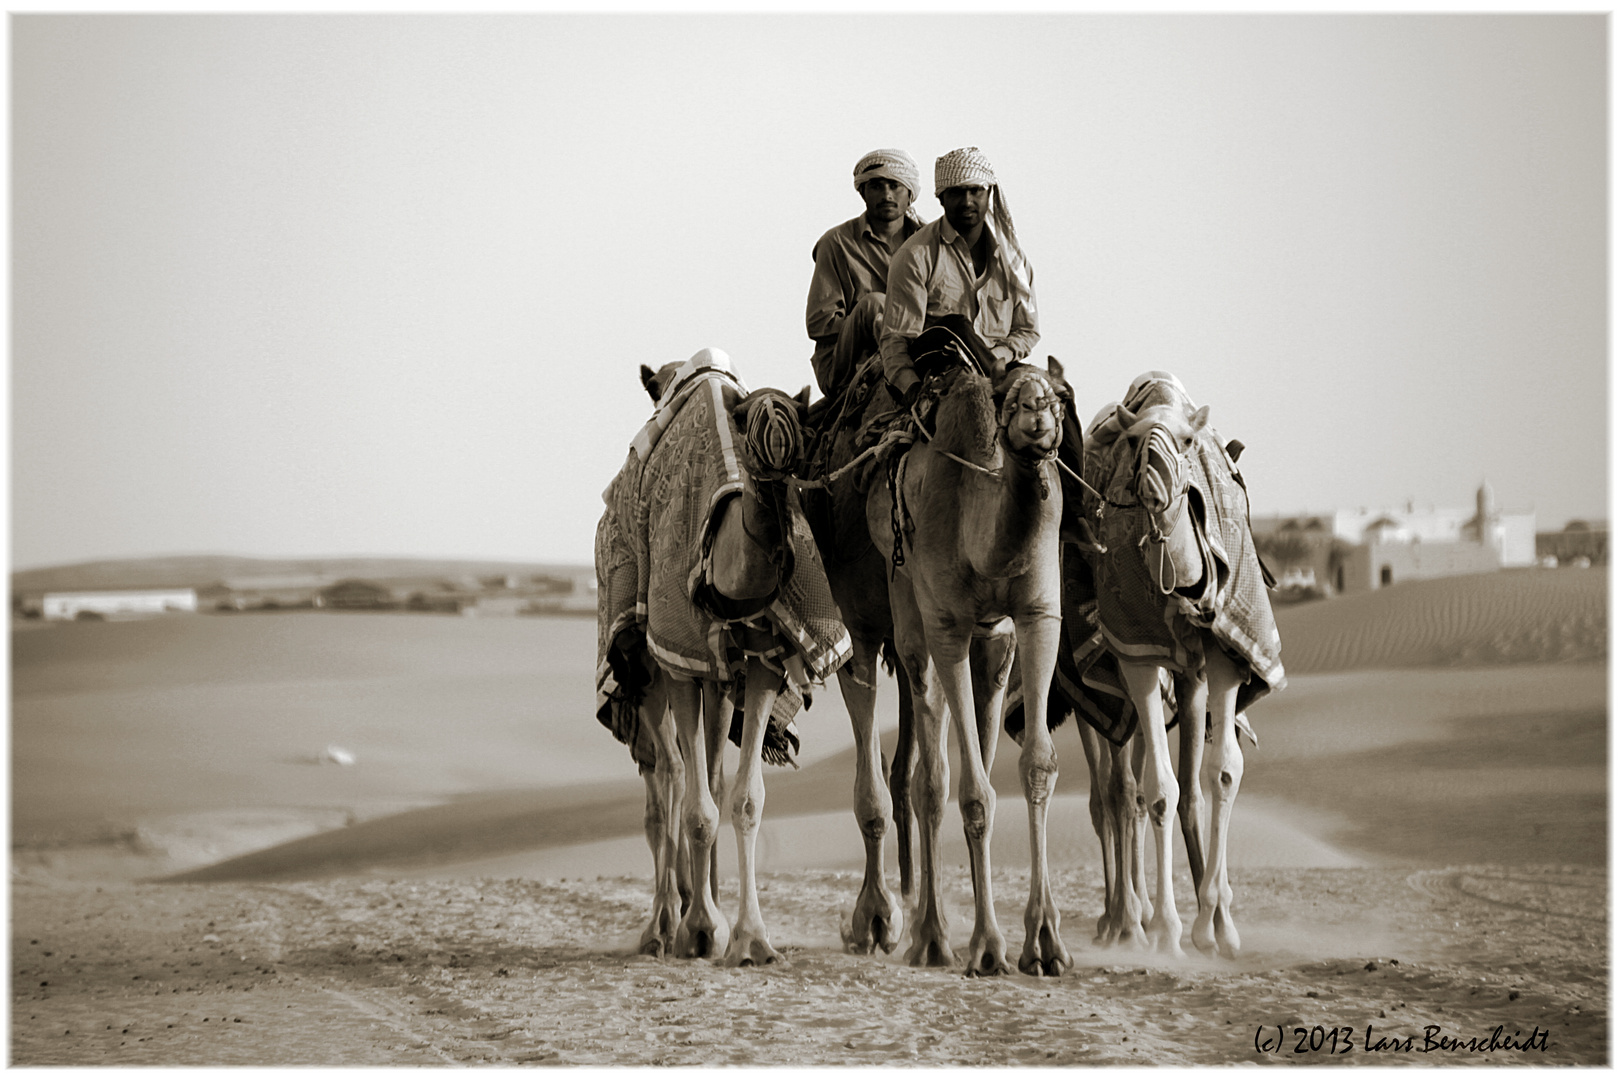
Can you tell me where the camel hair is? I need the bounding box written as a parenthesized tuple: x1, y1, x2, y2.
(866, 357, 1071, 977)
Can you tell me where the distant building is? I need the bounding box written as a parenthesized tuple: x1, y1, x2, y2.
(1536, 519, 1609, 567)
(41, 589, 197, 620)
(1255, 483, 1537, 595)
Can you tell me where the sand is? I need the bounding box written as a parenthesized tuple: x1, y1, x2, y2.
(9, 566, 1609, 1065)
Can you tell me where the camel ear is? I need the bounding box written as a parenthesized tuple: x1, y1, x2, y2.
(639, 364, 661, 403)
(1114, 404, 1138, 430)
(1189, 405, 1210, 432)
(1046, 355, 1064, 381)
(793, 385, 811, 423)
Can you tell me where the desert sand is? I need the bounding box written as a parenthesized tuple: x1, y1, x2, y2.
(10, 567, 1609, 1065)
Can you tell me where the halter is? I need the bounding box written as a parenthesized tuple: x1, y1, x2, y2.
(1129, 422, 1200, 595)
(737, 390, 805, 579)
(741, 390, 804, 482)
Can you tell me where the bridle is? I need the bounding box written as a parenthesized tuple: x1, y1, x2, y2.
(1123, 420, 1201, 595)
(737, 390, 805, 579)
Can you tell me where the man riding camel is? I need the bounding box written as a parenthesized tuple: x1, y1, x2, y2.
(805, 148, 925, 400)
(879, 146, 1039, 407)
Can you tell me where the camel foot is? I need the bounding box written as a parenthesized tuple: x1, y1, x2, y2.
(905, 915, 955, 968)
(962, 926, 1013, 978)
(844, 880, 905, 955)
(1019, 910, 1073, 977)
(673, 904, 729, 960)
(722, 925, 781, 968)
(639, 922, 673, 958)
(1145, 914, 1185, 959)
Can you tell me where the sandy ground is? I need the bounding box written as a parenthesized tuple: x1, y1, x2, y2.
(9, 568, 1610, 1065)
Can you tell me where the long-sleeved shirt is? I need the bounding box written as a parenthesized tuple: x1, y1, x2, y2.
(878, 216, 1038, 394)
(806, 213, 921, 380)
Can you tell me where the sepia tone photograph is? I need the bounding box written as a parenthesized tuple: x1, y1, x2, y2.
(10, 10, 1608, 1067)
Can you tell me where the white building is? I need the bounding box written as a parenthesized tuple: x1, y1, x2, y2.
(1332, 484, 1536, 569)
(42, 589, 197, 620)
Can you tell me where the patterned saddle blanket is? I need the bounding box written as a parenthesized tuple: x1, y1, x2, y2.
(595, 355, 851, 768)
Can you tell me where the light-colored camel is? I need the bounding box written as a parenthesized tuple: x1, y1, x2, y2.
(866, 358, 1069, 976)
(802, 387, 913, 955)
(617, 359, 814, 966)
(1085, 379, 1271, 959)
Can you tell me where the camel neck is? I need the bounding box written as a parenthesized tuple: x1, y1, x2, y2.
(953, 438, 1057, 579)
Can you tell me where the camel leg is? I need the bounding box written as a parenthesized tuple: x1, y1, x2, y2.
(892, 578, 954, 969)
(1124, 732, 1154, 933)
(1111, 732, 1151, 948)
(837, 636, 904, 954)
(1194, 643, 1245, 959)
(930, 620, 1011, 977)
(669, 677, 729, 959)
(723, 657, 784, 967)
(890, 660, 917, 899)
(638, 681, 684, 957)
(1011, 613, 1072, 976)
(1078, 723, 1120, 944)
(1119, 660, 1184, 957)
(1175, 670, 1211, 904)
(702, 685, 727, 908)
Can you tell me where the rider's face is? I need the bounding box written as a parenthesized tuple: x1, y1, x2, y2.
(860, 178, 910, 224)
(940, 185, 989, 234)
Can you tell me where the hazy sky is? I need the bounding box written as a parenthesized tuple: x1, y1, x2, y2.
(11, 13, 1608, 571)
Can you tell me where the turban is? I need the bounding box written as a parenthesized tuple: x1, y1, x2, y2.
(934, 146, 1033, 305)
(852, 148, 920, 201)
(934, 146, 997, 197)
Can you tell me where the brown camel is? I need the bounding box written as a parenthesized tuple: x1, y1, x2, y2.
(596, 351, 844, 966)
(866, 357, 1069, 976)
(1078, 372, 1282, 958)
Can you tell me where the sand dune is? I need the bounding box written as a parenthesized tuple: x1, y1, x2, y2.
(1274, 566, 1606, 673)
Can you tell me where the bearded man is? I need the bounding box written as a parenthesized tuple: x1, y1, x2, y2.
(878, 146, 1039, 405)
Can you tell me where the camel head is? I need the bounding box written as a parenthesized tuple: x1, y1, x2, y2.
(996, 361, 1066, 461)
(639, 361, 683, 404)
(733, 385, 811, 480)
(1112, 399, 1210, 515)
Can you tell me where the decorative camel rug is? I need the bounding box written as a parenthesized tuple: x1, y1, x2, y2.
(595, 365, 850, 766)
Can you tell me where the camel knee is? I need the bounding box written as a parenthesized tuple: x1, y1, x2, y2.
(1022, 755, 1058, 806)
(858, 814, 888, 843)
(731, 791, 762, 833)
(1148, 796, 1170, 828)
(686, 805, 720, 849)
(960, 797, 992, 841)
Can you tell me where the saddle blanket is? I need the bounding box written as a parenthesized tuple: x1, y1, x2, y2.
(595, 358, 850, 766)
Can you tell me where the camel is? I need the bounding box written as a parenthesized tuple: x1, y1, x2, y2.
(1074, 372, 1283, 959)
(800, 371, 917, 956)
(866, 354, 1069, 976)
(595, 350, 847, 966)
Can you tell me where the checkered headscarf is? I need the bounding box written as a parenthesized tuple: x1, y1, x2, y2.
(934, 146, 1033, 304)
(853, 148, 920, 200)
(853, 148, 923, 227)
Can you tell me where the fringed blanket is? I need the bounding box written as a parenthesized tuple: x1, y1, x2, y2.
(1006, 373, 1283, 747)
(596, 355, 851, 768)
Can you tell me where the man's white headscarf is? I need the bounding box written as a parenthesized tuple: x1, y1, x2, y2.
(853, 148, 923, 226)
(933, 146, 1033, 304)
